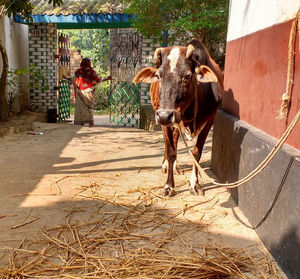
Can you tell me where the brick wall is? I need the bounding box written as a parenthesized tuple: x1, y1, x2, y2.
(140, 38, 160, 106)
(28, 23, 57, 113)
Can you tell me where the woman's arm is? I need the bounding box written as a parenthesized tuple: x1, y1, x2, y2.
(101, 76, 112, 82)
(62, 74, 72, 81)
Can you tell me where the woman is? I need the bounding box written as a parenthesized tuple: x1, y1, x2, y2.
(71, 58, 111, 127)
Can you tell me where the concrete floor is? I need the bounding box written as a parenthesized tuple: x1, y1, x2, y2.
(0, 115, 285, 277)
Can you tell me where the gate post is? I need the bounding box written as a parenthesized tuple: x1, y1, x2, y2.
(28, 23, 58, 121)
(109, 29, 142, 127)
(139, 37, 162, 131)
(57, 32, 71, 121)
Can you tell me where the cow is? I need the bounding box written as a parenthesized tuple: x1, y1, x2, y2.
(133, 39, 223, 197)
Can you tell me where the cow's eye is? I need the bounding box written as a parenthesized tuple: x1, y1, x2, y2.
(154, 72, 160, 79)
(184, 73, 193, 80)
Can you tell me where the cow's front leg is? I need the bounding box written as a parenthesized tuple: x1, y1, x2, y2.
(162, 126, 177, 197)
(172, 128, 184, 174)
(190, 163, 204, 196)
(161, 159, 182, 174)
(161, 127, 183, 175)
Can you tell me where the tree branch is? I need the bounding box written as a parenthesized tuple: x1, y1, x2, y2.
(0, 41, 9, 121)
(0, 5, 5, 17)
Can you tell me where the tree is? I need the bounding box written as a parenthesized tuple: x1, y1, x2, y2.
(123, 0, 229, 65)
(0, 0, 63, 21)
(0, 0, 63, 121)
(62, 29, 111, 112)
(62, 29, 110, 71)
(0, 41, 8, 121)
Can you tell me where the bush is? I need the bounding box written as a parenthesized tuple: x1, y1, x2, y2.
(93, 70, 111, 114)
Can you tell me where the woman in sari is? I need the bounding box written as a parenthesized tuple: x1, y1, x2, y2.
(72, 58, 111, 127)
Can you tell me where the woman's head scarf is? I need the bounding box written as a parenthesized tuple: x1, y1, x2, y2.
(75, 58, 100, 90)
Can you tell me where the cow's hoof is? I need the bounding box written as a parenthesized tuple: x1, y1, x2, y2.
(163, 186, 177, 197)
(175, 166, 184, 175)
(161, 167, 167, 174)
(190, 186, 204, 196)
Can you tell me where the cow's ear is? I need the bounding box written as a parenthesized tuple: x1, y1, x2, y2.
(195, 65, 218, 83)
(133, 67, 159, 83)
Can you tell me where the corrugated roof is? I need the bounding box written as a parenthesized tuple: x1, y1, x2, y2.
(14, 13, 135, 29)
(30, 0, 125, 15)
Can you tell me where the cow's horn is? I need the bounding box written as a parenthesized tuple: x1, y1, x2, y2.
(153, 47, 164, 67)
(186, 44, 194, 59)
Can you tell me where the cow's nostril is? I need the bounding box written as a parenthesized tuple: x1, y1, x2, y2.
(156, 110, 175, 125)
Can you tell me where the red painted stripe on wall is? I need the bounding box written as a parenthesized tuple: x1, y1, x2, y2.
(222, 19, 300, 150)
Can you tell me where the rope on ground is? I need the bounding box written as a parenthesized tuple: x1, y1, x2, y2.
(179, 8, 300, 189)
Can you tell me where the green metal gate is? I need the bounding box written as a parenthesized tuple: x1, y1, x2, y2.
(109, 30, 142, 127)
(58, 80, 70, 121)
(110, 82, 140, 127)
(57, 32, 71, 121)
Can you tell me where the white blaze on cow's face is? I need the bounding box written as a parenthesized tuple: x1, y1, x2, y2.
(154, 46, 195, 126)
(167, 47, 180, 73)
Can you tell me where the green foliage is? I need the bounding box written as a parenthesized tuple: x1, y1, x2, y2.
(62, 29, 110, 72)
(65, 30, 93, 51)
(61, 29, 111, 112)
(7, 69, 27, 93)
(7, 64, 50, 93)
(7, 65, 50, 114)
(70, 104, 75, 114)
(29, 64, 51, 92)
(94, 69, 111, 113)
(90, 29, 110, 72)
(122, 0, 229, 46)
(0, 0, 63, 21)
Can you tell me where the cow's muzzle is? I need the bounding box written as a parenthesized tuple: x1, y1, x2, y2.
(155, 109, 179, 126)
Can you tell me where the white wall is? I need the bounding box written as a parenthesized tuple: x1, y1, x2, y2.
(4, 17, 29, 71)
(227, 0, 300, 41)
(0, 15, 29, 113)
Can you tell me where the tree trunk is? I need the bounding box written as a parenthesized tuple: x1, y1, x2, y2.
(0, 41, 9, 121)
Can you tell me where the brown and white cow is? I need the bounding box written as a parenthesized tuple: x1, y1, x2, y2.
(133, 39, 223, 196)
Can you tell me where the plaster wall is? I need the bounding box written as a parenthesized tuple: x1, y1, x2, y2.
(227, 0, 299, 41)
(212, 110, 300, 279)
(223, 0, 300, 150)
(212, 1, 300, 277)
(0, 16, 29, 113)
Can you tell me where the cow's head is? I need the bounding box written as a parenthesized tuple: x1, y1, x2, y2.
(133, 39, 220, 126)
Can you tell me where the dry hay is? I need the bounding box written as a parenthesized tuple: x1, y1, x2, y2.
(0, 182, 279, 278)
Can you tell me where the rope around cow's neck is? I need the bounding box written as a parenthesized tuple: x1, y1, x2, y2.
(179, 9, 300, 189)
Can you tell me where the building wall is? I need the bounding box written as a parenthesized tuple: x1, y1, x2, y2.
(110, 28, 143, 83)
(140, 38, 161, 106)
(222, 0, 300, 150)
(28, 23, 57, 113)
(0, 16, 29, 113)
(212, 1, 300, 278)
(69, 49, 82, 105)
(212, 110, 300, 279)
(139, 37, 165, 130)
